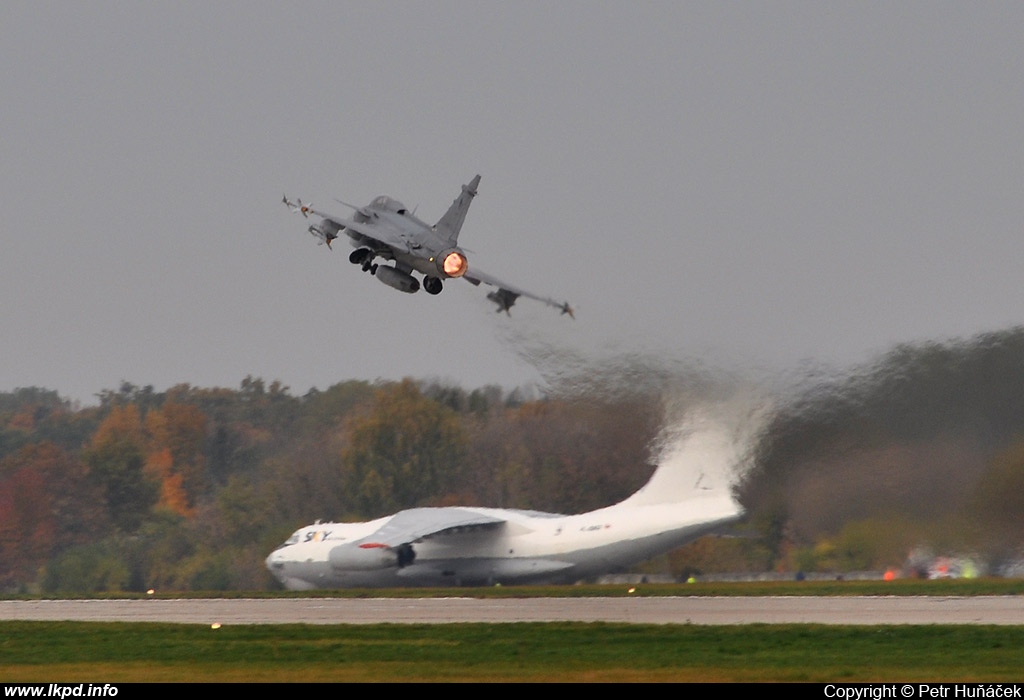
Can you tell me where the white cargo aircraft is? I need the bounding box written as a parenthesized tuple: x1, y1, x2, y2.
(266, 425, 743, 588)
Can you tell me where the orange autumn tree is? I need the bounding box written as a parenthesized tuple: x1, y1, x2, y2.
(82, 399, 211, 528)
(144, 401, 208, 518)
(143, 447, 192, 518)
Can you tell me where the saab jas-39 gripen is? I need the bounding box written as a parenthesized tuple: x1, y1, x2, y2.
(283, 175, 573, 317)
(266, 424, 743, 589)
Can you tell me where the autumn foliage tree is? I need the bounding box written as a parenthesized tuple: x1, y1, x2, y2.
(82, 405, 158, 532)
(341, 379, 467, 516)
(463, 397, 659, 512)
(0, 443, 106, 587)
(144, 401, 208, 517)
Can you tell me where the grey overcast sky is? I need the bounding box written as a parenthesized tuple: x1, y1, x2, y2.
(3, 2, 1024, 404)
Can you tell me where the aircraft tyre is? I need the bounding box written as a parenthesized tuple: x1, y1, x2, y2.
(423, 276, 443, 295)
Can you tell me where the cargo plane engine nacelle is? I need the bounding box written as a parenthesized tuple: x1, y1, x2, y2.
(328, 542, 415, 571)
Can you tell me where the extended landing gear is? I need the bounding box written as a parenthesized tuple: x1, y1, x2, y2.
(423, 276, 443, 295)
(349, 248, 378, 275)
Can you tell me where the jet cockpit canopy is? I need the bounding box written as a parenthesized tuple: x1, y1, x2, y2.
(371, 195, 408, 215)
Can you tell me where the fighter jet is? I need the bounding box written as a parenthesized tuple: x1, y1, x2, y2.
(266, 427, 742, 589)
(283, 175, 573, 317)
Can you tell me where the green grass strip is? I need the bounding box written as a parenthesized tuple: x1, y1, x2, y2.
(1, 621, 1022, 682)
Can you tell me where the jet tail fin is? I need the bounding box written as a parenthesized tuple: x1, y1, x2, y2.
(434, 175, 481, 245)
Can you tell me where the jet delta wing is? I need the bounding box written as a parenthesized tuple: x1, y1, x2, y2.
(464, 267, 575, 317)
(283, 175, 573, 315)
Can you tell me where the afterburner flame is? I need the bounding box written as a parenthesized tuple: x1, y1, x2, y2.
(442, 251, 468, 277)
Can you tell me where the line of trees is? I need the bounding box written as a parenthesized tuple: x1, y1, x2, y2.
(0, 378, 663, 592)
(7, 324, 1024, 591)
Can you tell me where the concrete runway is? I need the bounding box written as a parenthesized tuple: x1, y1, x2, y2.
(2, 596, 1024, 625)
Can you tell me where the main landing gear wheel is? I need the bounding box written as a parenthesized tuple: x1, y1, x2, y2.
(423, 276, 443, 295)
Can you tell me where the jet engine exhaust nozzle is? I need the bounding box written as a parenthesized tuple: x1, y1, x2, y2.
(436, 249, 468, 278)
